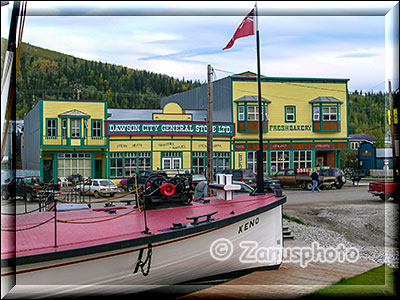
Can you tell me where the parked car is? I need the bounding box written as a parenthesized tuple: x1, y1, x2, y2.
(194, 180, 254, 199)
(1, 176, 61, 202)
(75, 179, 120, 198)
(123, 170, 168, 192)
(318, 168, 346, 189)
(270, 169, 336, 190)
(368, 181, 400, 201)
(217, 169, 257, 188)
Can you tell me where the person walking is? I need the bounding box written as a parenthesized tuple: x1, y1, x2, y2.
(311, 170, 321, 192)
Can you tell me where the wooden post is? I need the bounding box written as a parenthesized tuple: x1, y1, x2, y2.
(255, 3, 265, 195)
(207, 64, 214, 196)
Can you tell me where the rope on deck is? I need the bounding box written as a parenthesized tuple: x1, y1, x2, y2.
(56, 206, 142, 225)
(58, 186, 142, 204)
(1, 216, 55, 232)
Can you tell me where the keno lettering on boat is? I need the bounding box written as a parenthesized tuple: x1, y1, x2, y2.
(238, 217, 260, 234)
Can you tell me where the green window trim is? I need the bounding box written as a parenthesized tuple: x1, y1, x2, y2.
(70, 118, 81, 138)
(91, 119, 103, 138)
(236, 103, 268, 133)
(45, 118, 57, 138)
(311, 103, 341, 132)
(61, 118, 67, 138)
(285, 106, 296, 123)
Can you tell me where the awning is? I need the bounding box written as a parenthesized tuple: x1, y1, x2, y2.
(234, 95, 271, 103)
(308, 96, 343, 104)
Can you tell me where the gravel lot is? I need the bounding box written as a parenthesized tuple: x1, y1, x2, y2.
(283, 201, 399, 268)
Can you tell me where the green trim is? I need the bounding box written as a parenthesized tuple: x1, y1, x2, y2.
(108, 151, 152, 178)
(70, 118, 81, 138)
(61, 118, 67, 138)
(230, 74, 350, 84)
(191, 151, 206, 174)
(236, 103, 268, 133)
(91, 154, 95, 178)
(45, 118, 58, 138)
(91, 119, 102, 138)
(284, 106, 296, 123)
(53, 153, 58, 183)
(40, 101, 43, 146)
(311, 104, 341, 132)
(41, 98, 106, 103)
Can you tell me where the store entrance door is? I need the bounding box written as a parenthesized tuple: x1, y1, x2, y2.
(95, 159, 102, 178)
(43, 160, 53, 183)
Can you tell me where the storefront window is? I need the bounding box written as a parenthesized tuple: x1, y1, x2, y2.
(293, 150, 312, 169)
(162, 152, 181, 170)
(213, 152, 230, 172)
(192, 152, 206, 174)
(110, 152, 123, 177)
(270, 151, 290, 173)
(124, 152, 137, 177)
(57, 153, 91, 178)
(247, 151, 267, 172)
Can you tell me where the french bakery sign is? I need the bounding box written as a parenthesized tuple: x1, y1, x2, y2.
(269, 125, 312, 132)
(106, 121, 235, 137)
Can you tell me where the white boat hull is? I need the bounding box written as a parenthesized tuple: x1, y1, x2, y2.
(6, 205, 283, 295)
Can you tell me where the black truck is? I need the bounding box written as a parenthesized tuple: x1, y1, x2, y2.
(1, 176, 61, 202)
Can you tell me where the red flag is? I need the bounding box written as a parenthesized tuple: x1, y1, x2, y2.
(223, 8, 255, 50)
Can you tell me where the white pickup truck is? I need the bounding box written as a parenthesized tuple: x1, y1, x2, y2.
(75, 179, 120, 198)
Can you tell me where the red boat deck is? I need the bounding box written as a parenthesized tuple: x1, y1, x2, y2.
(1, 194, 283, 261)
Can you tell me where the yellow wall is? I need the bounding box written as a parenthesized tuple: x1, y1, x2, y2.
(109, 140, 151, 152)
(232, 81, 348, 139)
(42, 100, 105, 138)
(152, 152, 161, 170)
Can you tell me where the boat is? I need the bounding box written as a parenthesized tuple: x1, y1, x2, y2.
(1, 2, 285, 296)
(1, 173, 286, 296)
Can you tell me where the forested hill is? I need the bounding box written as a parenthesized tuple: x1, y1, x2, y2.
(1, 38, 386, 145)
(1, 38, 202, 119)
(348, 90, 386, 147)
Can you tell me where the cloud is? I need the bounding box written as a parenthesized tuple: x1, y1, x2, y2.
(336, 52, 379, 58)
(139, 48, 224, 61)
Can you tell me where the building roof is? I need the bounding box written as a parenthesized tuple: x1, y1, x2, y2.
(58, 109, 90, 118)
(107, 108, 207, 122)
(234, 95, 271, 103)
(308, 96, 344, 104)
(349, 134, 377, 143)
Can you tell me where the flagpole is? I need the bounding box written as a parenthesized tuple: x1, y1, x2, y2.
(255, 2, 265, 194)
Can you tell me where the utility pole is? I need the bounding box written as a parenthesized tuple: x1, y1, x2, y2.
(388, 80, 399, 182)
(77, 89, 81, 100)
(206, 64, 213, 196)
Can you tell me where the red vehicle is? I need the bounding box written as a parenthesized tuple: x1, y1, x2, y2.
(368, 181, 400, 201)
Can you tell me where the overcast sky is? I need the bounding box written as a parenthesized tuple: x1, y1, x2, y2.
(1, 1, 398, 93)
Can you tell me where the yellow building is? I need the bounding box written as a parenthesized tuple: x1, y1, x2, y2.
(23, 72, 349, 182)
(162, 71, 349, 173)
(23, 99, 108, 183)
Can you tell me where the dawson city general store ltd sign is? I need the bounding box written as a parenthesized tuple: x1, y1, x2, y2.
(106, 121, 235, 137)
